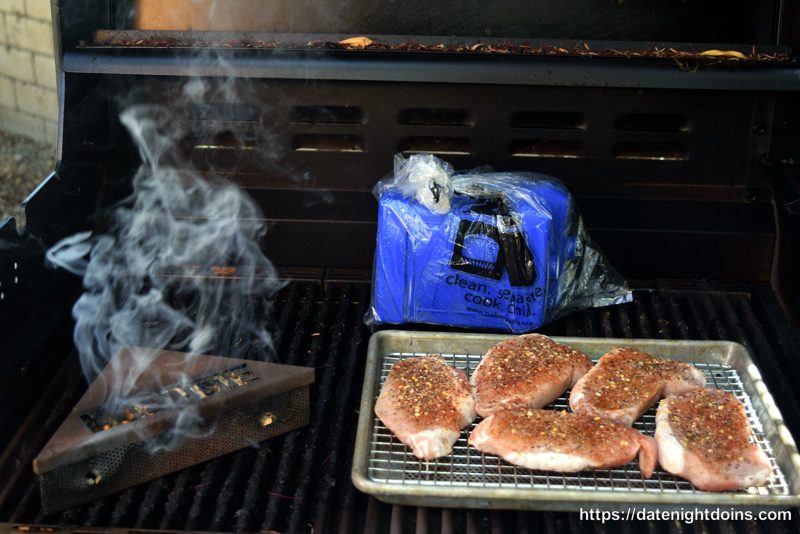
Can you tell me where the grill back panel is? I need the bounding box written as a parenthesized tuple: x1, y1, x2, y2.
(63, 76, 768, 189)
(48, 74, 776, 279)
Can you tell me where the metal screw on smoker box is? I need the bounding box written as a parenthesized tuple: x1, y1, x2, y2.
(85, 470, 102, 486)
(260, 412, 276, 427)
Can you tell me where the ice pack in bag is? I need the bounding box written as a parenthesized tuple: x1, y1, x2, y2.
(367, 154, 631, 333)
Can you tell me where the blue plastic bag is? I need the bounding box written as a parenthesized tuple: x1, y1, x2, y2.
(367, 154, 631, 333)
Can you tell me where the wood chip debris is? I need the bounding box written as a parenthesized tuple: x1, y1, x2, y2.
(337, 36, 375, 48)
(90, 35, 790, 62)
(698, 49, 748, 60)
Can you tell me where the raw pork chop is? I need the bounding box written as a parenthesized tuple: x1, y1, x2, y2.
(469, 408, 657, 477)
(656, 388, 771, 491)
(375, 355, 475, 460)
(470, 334, 592, 417)
(569, 348, 705, 426)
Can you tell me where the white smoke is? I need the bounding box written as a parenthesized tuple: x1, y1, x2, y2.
(46, 100, 282, 447)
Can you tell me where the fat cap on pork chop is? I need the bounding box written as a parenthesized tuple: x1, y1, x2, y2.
(469, 408, 657, 478)
(656, 388, 771, 491)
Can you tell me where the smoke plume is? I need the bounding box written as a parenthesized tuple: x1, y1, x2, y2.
(46, 99, 281, 446)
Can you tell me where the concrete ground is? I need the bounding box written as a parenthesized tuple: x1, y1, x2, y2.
(0, 132, 55, 230)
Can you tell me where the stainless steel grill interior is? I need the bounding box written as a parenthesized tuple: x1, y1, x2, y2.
(1, 1, 799, 532)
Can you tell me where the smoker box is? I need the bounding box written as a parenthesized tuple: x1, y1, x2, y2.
(0, 0, 799, 532)
(353, 331, 800, 511)
(32, 347, 314, 514)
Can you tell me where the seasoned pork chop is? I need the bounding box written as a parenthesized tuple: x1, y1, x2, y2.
(470, 334, 592, 417)
(375, 356, 475, 460)
(469, 409, 657, 477)
(569, 348, 705, 426)
(656, 388, 771, 491)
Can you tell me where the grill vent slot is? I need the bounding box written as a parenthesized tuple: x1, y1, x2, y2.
(511, 111, 585, 130)
(187, 129, 260, 170)
(185, 103, 261, 122)
(615, 113, 690, 132)
(190, 145, 258, 171)
(292, 134, 364, 153)
(397, 108, 472, 127)
(290, 105, 364, 124)
(510, 139, 583, 159)
(614, 142, 688, 161)
(399, 137, 472, 155)
(190, 129, 257, 146)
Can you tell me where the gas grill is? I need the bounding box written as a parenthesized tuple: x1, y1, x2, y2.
(1, 1, 800, 532)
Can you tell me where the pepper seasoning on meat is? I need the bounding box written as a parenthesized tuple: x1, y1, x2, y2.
(375, 356, 475, 460)
(471, 334, 592, 417)
(655, 388, 771, 491)
(570, 347, 706, 426)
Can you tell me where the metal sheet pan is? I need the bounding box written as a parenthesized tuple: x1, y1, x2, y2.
(352, 331, 800, 510)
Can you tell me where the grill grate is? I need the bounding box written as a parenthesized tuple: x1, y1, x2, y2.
(2, 284, 800, 533)
(369, 352, 789, 496)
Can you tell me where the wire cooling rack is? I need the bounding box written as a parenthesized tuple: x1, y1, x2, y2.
(367, 351, 790, 496)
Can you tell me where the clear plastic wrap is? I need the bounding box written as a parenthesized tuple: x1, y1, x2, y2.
(367, 154, 632, 333)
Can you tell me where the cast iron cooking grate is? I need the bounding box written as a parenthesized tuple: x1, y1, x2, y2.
(4, 286, 800, 532)
(369, 352, 790, 496)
